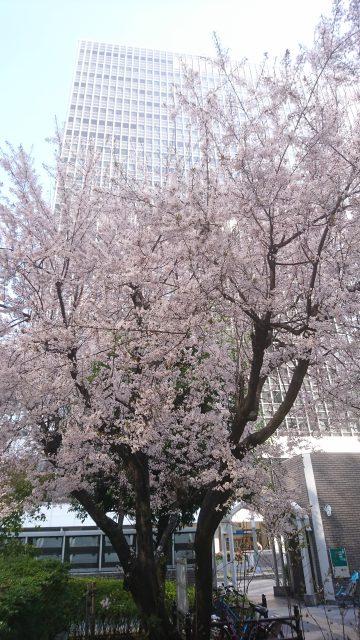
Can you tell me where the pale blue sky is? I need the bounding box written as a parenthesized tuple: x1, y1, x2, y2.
(0, 0, 332, 173)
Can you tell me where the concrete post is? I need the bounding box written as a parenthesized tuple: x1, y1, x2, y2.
(270, 537, 280, 587)
(251, 513, 259, 572)
(220, 524, 228, 587)
(295, 513, 317, 605)
(303, 453, 335, 601)
(227, 521, 237, 587)
(277, 536, 287, 586)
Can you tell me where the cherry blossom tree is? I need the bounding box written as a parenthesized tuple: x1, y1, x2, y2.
(0, 148, 204, 639)
(174, 3, 360, 634)
(2, 2, 360, 638)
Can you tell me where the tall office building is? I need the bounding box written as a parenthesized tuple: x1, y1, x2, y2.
(62, 41, 221, 185)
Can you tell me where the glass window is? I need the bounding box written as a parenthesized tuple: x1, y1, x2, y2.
(69, 552, 98, 565)
(31, 536, 63, 560)
(102, 534, 135, 568)
(32, 536, 63, 549)
(174, 531, 195, 564)
(64, 535, 100, 569)
(68, 536, 98, 547)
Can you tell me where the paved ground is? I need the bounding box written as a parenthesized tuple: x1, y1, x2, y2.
(240, 577, 360, 640)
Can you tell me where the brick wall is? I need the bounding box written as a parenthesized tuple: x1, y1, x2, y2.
(282, 452, 360, 574)
(310, 452, 360, 572)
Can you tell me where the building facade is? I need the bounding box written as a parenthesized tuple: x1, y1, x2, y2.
(281, 452, 360, 602)
(18, 516, 195, 577)
(62, 41, 221, 185)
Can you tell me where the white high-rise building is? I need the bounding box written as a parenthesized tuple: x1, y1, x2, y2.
(62, 41, 221, 185)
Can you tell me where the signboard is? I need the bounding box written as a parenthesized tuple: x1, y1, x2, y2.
(176, 558, 188, 616)
(329, 547, 350, 578)
(234, 529, 247, 535)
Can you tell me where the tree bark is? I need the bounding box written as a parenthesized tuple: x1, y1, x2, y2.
(194, 530, 214, 640)
(72, 481, 181, 640)
(194, 488, 231, 640)
(126, 453, 180, 639)
(125, 562, 180, 640)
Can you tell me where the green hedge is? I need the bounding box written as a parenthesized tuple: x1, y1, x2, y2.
(68, 577, 194, 636)
(164, 580, 195, 610)
(68, 575, 142, 637)
(0, 548, 77, 640)
(0, 547, 193, 639)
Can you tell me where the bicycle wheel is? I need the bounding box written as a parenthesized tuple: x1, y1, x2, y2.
(210, 622, 233, 639)
(266, 620, 299, 639)
(246, 621, 271, 640)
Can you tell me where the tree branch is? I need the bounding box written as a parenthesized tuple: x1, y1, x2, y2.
(237, 357, 309, 452)
(155, 512, 180, 560)
(55, 281, 68, 327)
(231, 322, 271, 442)
(72, 487, 133, 572)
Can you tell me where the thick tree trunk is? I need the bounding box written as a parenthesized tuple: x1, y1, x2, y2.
(194, 488, 232, 640)
(72, 482, 181, 640)
(127, 453, 180, 638)
(125, 563, 179, 640)
(194, 529, 214, 640)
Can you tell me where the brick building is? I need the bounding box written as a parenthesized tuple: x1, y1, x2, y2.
(280, 452, 360, 602)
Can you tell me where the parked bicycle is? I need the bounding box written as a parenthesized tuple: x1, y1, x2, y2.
(336, 570, 359, 604)
(211, 611, 302, 640)
(211, 585, 303, 640)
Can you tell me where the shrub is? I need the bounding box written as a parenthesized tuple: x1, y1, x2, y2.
(68, 575, 140, 618)
(0, 549, 77, 640)
(66, 577, 194, 636)
(0, 548, 194, 640)
(67, 576, 142, 637)
(164, 580, 195, 610)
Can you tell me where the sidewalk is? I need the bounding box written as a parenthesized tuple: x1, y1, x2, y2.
(266, 595, 360, 640)
(242, 578, 360, 640)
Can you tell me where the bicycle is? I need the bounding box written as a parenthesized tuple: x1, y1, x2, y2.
(336, 569, 359, 604)
(211, 615, 301, 640)
(210, 614, 236, 639)
(211, 589, 302, 640)
(212, 586, 269, 640)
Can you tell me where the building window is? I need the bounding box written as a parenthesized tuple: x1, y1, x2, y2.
(174, 531, 195, 565)
(65, 535, 100, 570)
(30, 536, 63, 560)
(102, 534, 135, 568)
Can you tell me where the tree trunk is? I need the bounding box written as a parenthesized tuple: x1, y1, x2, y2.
(194, 488, 231, 640)
(194, 529, 214, 640)
(72, 484, 181, 640)
(125, 563, 180, 640)
(195, 489, 231, 640)
(124, 452, 182, 639)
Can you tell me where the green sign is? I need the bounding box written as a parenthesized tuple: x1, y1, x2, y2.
(329, 547, 348, 567)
